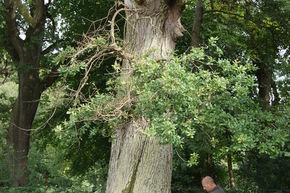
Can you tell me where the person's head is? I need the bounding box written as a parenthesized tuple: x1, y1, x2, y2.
(201, 176, 217, 192)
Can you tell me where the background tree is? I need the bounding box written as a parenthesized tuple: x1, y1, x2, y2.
(173, 0, 290, 192)
(0, 0, 114, 186)
(2, 0, 57, 186)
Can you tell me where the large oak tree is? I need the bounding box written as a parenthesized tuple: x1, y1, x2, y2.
(105, 0, 184, 192)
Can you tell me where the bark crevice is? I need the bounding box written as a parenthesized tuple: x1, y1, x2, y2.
(122, 138, 147, 193)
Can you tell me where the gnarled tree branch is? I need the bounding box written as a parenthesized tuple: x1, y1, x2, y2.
(32, 0, 46, 27)
(4, 0, 24, 57)
(15, 0, 35, 26)
(15, 0, 45, 28)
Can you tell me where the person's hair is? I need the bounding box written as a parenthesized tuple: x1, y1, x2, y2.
(202, 176, 215, 184)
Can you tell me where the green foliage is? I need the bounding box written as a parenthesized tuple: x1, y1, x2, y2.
(0, 81, 17, 120)
(187, 152, 199, 167)
(1, 140, 108, 192)
(62, 37, 289, 193)
(28, 80, 111, 177)
(52, 0, 115, 42)
(0, 81, 17, 134)
(0, 2, 8, 48)
(0, 81, 17, 185)
(174, 1, 290, 191)
(234, 154, 290, 193)
(66, 41, 288, 159)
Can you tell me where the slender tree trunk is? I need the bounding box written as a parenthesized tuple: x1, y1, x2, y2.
(105, 1, 184, 192)
(191, 0, 203, 47)
(256, 63, 272, 110)
(227, 154, 235, 188)
(191, 1, 214, 180)
(199, 152, 214, 177)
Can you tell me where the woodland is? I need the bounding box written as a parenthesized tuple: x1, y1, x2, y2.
(0, 0, 289, 193)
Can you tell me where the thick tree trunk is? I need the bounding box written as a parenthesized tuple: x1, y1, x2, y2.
(191, 0, 203, 47)
(7, 54, 42, 186)
(106, 121, 173, 193)
(4, 0, 48, 186)
(105, 1, 184, 193)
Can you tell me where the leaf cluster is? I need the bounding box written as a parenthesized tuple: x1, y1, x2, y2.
(65, 41, 288, 160)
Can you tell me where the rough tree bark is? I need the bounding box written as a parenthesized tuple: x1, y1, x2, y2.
(105, 0, 184, 193)
(4, 0, 57, 186)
